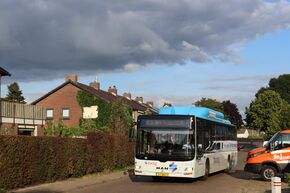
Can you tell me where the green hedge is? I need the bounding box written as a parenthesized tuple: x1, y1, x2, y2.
(0, 133, 134, 190)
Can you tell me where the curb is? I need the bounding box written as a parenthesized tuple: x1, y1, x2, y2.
(10, 170, 129, 193)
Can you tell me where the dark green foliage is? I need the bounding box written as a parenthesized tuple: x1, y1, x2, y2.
(269, 74, 290, 103)
(248, 74, 290, 136)
(76, 90, 133, 134)
(280, 101, 290, 130)
(77, 90, 112, 131)
(194, 98, 243, 127)
(255, 87, 272, 98)
(222, 100, 243, 129)
(194, 97, 223, 112)
(5, 82, 26, 103)
(0, 134, 134, 190)
(45, 120, 85, 137)
(110, 98, 133, 135)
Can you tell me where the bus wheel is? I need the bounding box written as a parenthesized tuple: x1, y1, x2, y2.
(261, 165, 277, 181)
(201, 160, 209, 181)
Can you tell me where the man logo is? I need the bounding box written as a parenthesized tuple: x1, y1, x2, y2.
(169, 162, 177, 172)
(156, 167, 168, 170)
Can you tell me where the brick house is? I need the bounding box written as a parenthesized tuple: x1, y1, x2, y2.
(0, 67, 46, 136)
(32, 74, 158, 128)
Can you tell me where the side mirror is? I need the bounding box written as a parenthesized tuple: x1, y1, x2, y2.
(263, 141, 268, 146)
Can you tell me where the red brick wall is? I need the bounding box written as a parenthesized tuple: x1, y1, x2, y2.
(35, 83, 82, 127)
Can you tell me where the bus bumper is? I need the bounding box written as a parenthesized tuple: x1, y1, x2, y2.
(244, 163, 262, 174)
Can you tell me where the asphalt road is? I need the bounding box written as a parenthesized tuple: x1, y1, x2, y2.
(69, 142, 279, 193)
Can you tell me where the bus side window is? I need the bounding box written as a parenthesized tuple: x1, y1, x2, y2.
(196, 118, 210, 151)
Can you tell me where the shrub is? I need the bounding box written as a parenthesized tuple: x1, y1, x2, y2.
(86, 132, 115, 173)
(0, 136, 87, 190)
(0, 133, 134, 190)
(45, 120, 86, 137)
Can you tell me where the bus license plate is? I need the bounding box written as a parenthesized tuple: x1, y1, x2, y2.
(156, 172, 169, 177)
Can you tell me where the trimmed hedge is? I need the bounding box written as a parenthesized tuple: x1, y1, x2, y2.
(0, 132, 134, 190)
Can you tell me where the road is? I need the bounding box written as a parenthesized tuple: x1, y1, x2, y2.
(69, 141, 278, 193)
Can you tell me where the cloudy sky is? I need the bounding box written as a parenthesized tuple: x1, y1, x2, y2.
(1, 0, 290, 116)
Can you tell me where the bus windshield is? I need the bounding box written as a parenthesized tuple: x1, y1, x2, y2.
(136, 128, 195, 161)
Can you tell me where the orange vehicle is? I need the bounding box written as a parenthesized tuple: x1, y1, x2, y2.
(245, 130, 290, 180)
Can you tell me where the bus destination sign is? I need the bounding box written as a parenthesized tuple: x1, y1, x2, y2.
(140, 119, 191, 128)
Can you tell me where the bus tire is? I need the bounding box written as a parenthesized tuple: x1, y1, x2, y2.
(201, 159, 209, 181)
(261, 165, 277, 181)
(225, 156, 232, 173)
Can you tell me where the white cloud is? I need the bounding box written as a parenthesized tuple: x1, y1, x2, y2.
(123, 63, 143, 72)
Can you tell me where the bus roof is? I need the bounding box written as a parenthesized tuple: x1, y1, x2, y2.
(159, 106, 232, 125)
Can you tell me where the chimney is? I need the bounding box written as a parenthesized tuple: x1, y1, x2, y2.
(108, 85, 117, 95)
(135, 96, 143, 103)
(89, 76, 100, 90)
(65, 74, 78, 82)
(123, 92, 132, 100)
(146, 101, 153, 107)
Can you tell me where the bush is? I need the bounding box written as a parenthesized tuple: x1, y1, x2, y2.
(0, 133, 134, 190)
(0, 136, 87, 190)
(45, 121, 86, 137)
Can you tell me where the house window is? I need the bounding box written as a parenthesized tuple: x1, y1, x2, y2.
(46, 109, 54, 119)
(18, 128, 34, 136)
(62, 108, 70, 119)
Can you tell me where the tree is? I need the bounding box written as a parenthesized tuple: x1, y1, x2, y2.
(5, 82, 26, 103)
(280, 101, 290, 130)
(255, 74, 290, 102)
(245, 90, 283, 137)
(162, 103, 172, 107)
(194, 97, 223, 112)
(255, 87, 272, 98)
(222, 100, 243, 129)
(194, 98, 243, 128)
(269, 74, 290, 103)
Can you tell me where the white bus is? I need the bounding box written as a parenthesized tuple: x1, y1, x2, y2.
(134, 106, 237, 180)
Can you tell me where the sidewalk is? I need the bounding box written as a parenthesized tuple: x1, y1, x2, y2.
(11, 170, 129, 193)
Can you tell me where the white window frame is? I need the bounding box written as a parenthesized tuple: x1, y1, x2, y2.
(46, 109, 54, 119)
(62, 108, 70, 119)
